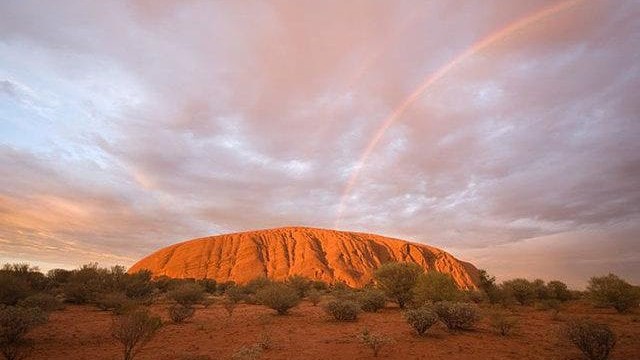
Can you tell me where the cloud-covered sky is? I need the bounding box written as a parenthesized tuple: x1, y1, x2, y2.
(1, 0, 639, 287)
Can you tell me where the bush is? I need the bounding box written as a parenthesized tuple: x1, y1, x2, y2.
(255, 283, 300, 315)
(564, 319, 616, 360)
(325, 299, 359, 321)
(478, 270, 502, 304)
(490, 312, 518, 336)
(374, 262, 423, 309)
(434, 302, 480, 330)
(403, 306, 438, 336)
(196, 279, 217, 294)
(168, 304, 195, 324)
(285, 275, 312, 297)
(111, 309, 162, 360)
(222, 297, 238, 317)
(17, 294, 64, 312)
(123, 270, 155, 301)
(358, 328, 392, 357)
(587, 274, 640, 313)
(0, 305, 47, 360)
(167, 283, 205, 307)
(501, 279, 537, 305)
(0, 274, 32, 307)
(96, 293, 137, 315)
(547, 280, 572, 301)
(307, 289, 322, 306)
(357, 289, 386, 313)
(413, 272, 462, 304)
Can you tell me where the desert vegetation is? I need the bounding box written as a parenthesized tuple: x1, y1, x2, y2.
(0, 261, 638, 359)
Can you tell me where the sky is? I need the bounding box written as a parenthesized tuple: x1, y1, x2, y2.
(1, 0, 639, 287)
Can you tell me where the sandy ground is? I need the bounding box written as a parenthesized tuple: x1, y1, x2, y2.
(30, 300, 640, 360)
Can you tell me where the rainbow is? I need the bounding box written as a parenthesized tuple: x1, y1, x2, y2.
(335, 0, 584, 225)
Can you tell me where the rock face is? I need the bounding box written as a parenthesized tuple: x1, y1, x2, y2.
(129, 226, 480, 289)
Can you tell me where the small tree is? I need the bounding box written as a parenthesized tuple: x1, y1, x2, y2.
(403, 306, 438, 336)
(255, 283, 300, 315)
(168, 304, 195, 324)
(546, 280, 572, 302)
(478, 269, 501, 304)
(325, 299, 359, 321)
(358, 328, 392, 357)
(587, 274, 640, 313)
(413, 272, 462, 304)
(374, 262, 423, 309)
(501, 279, 536, 305)
(0, 306, 47, 360)
(434, 301, 480, 331)
(285, 275, 312, 298)
(357, 289, 386, 312)
(111, 309, 162, 360)
(564, 319, 616, 360)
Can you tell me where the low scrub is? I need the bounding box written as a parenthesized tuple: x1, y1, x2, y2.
(413, 272, 462, 304)
(357, 289, 386, 313)
(325, 299, 359, 321)
(307, 289, 322, 306)
(358, 328, 392, 357)
(403, 306, 439, 336)
(0, 305, 47, 360)
(564, 319, 616, 360)
(434, 301, 480, 331)
(96, 293, 137, 315)
(255, 283, 300, 315)
(587, 274, 640, 313)
(111, 309, 162, 360)
(17, 294, 64, 312)
(231, 344, 262, 360)
(168, 304, 195, 324)
(167, 283, 205, 307)
(490, 312, 518, 336)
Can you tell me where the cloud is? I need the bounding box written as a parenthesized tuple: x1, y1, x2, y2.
(0, 0, 639, 286)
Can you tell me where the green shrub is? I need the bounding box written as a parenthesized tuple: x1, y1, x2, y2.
(0, 305, 47, 360)
(111, 309, 162, 360)
(587, 274, 640, 313)
(307, 289, 322, 306)
(243, 277, 273, 295)
(285, 275, 312, 297)
(434, 301, 480, 330)
(490, 312, 518, 336)
(123, 270, 155, 300)
(168, 304, 195, 324)
(358, 328, 392, 357)
(403, 306, 438, 336)
(325, 299, 359, 321)
(374, 262, 423, 309)
(167, 283, 205, 307)
(564, 319, 616, 360)
(96, 293, 137, 315)
(501, 279, 536, 305)
(478, 270, 502, 304)
(255, 283, 300, 315)
(357, 289, 386, 313)
(546, 280, 572, 301)
(413, 272, 462, 304)
(17, 294, 64, 312)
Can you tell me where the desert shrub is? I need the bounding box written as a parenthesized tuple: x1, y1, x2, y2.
(1, 264, 49, 293)
(547, 280, 572, 301)
(307, 289, 322, 306)
(478, 270, 502, 304)
(285, 275, 312, 297)
(434, 301, 480, 331)
(587, 274, 640, 313)
(413, 272, 462, 304)
(374, 262, 423, 309)
(0, 305, 47, 360)
(225, 286, 247, 304)
(123, 270, 155, 301)
(167, 283, 205, 307)
(231, 344, 262, 360)
(256, 283, 300, 315)
(46, 269, 72, 287)
(358, 328, 392, 357)
(357, 289, 386, 313)
(535, 299, 562, 311)
(168, 304, 195, 324)
(244, 277, 273, 295)
(111, 309, 162, 360)
(222, 297, 238, 317)
(17, 294, 64, 313)
(0, 274, 32, 306)
(96, 293, 137, 315)
(256, 330, 273, 350)
(501, 279, 536, 305)
(196, 279, 217, 294)
(403, 306, 438, 336)
(490, 312, 518, 336)
(325, 299, 359, 321)
(63, 263, 115, 304)
(564, 319, 616, 360)
(310, 280, 329, 291)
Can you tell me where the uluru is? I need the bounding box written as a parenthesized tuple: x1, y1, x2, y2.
(129, 226, 480, 289)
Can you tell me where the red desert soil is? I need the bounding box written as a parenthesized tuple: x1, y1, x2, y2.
(129, 226, 479, 289)
(31, 300, 640, 360)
